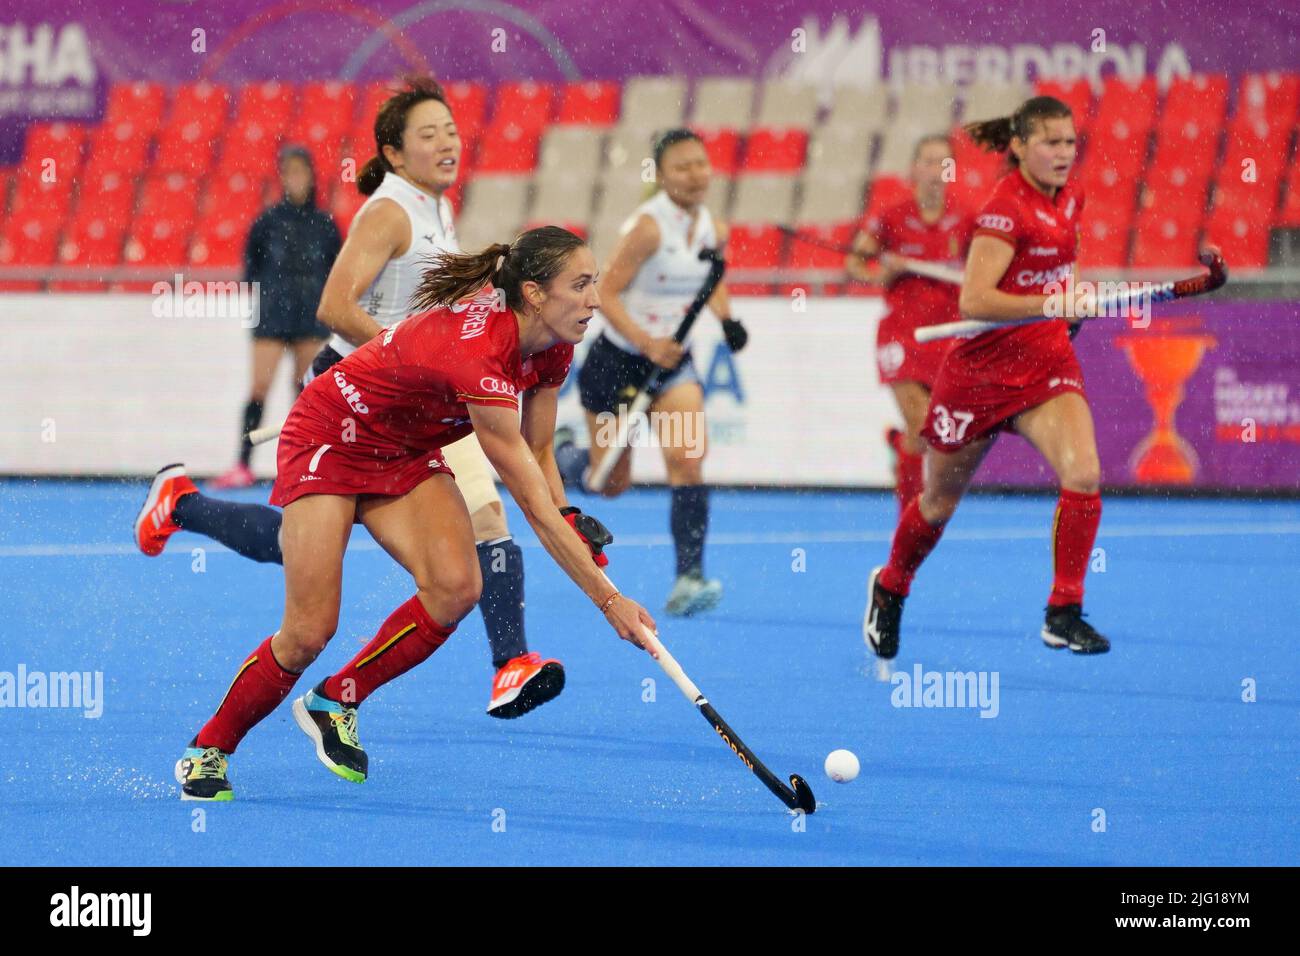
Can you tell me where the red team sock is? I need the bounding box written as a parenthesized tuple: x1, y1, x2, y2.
(323, 595, 453, 706)
(1049, 489, 1102, 607)
(197, 636, 301, 753)
(879, 496, 948, 596)
(895, 448, 925, 512)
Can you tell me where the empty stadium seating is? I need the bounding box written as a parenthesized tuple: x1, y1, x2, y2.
(2, 71, 1297, 290)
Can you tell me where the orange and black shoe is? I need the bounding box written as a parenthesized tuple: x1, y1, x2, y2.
(134, 463, 198, 556)
(487, 652, 565, 719)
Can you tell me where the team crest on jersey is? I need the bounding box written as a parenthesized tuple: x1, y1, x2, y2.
(878, 341, 905, 374)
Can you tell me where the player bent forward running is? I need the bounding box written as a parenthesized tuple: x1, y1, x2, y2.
(175, 227, 657, 800)
(136, 76, 583, 719)
(864, 96, 1110, 662)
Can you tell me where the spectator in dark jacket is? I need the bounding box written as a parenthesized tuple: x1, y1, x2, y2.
(212, 144, 341, 488)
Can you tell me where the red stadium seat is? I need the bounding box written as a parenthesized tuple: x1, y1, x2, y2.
(556, 81, 621, 126)
(72, 167, 138, 227)
(491, 81, 554, 133)
(1160, 74, 1228, 130)
(189, 215, 249, 268)
(1085, 115, 1151, 181)
(201, 170, 266, 224)
(1203, 205, 1271, 268)
(862, 175, 912, 220)
(474, 121, 540, 173)
(120, 217, 194, 288)
(1077, 204, 1133, 268)
(217, 119, 282, 177)
(138, 173, 199, 224)
(1142, 157, 1213, 223)
(442, 81, 490, 139)
(331, 187, 367, 235)
(1082, 163, 1138, 218)
(153, 117, 217, 178)
(1234, 72, 1300, 127)
(296, 82, 355, 138)
(741, 128, 808, 172)
(0, 214, 60, 290)
(1219, 115, 1289, 186)
(84, 119, 153, 177)
(949, 128, 1003, 210)
(167, 82, 231, 140)
(696, 128, 741, 175)
(1131, 211, 1200, 269)
(234, 81, 296, 129)
(1095, 77, 1156, 137)
(8, 169, 74, 230)
(1035, 79, 1092, 134)
(1150, 116, 1222, 183)
(522, 220, 588, 241)
(725, 223, 783, 293)
(105, 82, 167, 125)
(21, 122, 88, 179)
(54, 215, 127, 291)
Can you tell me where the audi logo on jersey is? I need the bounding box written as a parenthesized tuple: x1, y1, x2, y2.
(977, 214, 1014, 233)
(479, 376, 518, 397)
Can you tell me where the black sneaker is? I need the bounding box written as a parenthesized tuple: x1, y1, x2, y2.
(175, 738, 234, 801)
(292, 681, 367, 782)
(1041, 604, 1111, 654)
(863, 565, 905, 660)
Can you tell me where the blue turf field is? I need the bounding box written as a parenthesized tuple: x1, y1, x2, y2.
(1, 480, 1296, 866)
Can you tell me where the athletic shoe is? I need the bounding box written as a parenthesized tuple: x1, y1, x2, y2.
(175, 739, 234, 802)
(863, 565, 905, 660)
(292, 681, 367, 782)
(665, 571, 723, 616)
(1041, 604, 1111, 654)
(134, 463, 198, 557)
(487, 652, 566, 719)
(209, 463, 254, 490)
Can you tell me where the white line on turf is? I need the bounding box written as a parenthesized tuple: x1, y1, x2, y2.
(2, 521, 1300, 558)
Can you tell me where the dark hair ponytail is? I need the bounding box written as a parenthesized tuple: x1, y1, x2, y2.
(357, 74, 451, 196)
(964, 95, 1073, 166)
(410, 226, 587, 313)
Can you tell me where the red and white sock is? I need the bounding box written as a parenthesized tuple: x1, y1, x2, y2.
(323, 595, 454, 706)
(197, 635, 300, 753)
(879, 496, 947, 596)
(1049, 489, 1102, 607)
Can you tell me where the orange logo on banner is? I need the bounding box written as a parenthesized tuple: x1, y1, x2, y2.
(1114, 319, 1216, 484)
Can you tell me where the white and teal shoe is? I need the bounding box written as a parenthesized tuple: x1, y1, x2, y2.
(665, 571, 723, 617)
(292, 682, 367, 783)
(175, 740, 234, 801)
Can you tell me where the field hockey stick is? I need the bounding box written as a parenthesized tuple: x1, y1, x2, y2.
(248, 424, 282, 445)
(625, 612, 817, 814)
(776, 224, 965, 285)
(585, 248, 727, 493)
(914, 249, 1228, 343)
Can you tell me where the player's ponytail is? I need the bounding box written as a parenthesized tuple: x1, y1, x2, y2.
(358, 74, 451, 196)
(964, 95, 1072, 166)
(410, 226, 587, 313)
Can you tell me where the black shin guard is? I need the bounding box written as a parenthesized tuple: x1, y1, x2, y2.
(239, 399, 265, 467)
(670, 484, 709, 577)
(476, 537, 527, 669)
(172, 493, 284, 564)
